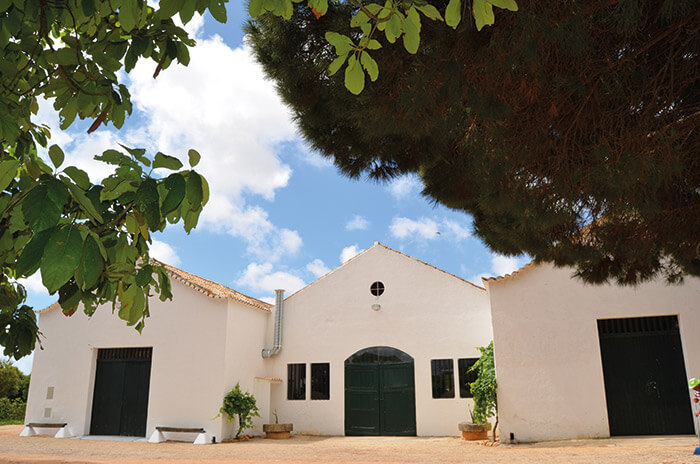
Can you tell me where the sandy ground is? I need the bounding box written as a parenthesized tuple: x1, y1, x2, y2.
(0, 425, 698, 464)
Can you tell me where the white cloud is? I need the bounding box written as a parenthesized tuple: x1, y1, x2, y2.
(390, 217, 439, 240)
(17, 273, 47, 294)
(442, 220, 471, 240)
(490, 254, 526, 277)
(388, 174, 422, 200)
(345, 215, 369, 231)
(306, 259, 330, 278)
(237, 263, 306, 295)
(126, 37, 302, 261)
(340, 245, 360, 263)
(149, 240, 181, 266)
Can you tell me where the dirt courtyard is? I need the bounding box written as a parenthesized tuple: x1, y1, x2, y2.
(0, 425, 698, 464)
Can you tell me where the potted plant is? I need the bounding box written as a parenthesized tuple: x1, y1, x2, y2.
(219, 383, 260, 440)
(459, 341, 498, 441)
(263, 410, 293, 439)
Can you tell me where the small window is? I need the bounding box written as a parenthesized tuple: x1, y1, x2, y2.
(431, 359, 455, 398)
(287, 364, 306, 400)
(46, 386, 54, 400)
(370, 281, 384, 296)
(311, 363, 330, 400)
(44, 408, 51, 418)
(458, 358, 479, 398)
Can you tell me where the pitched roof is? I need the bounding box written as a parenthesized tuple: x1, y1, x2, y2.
(481, 261, 536, 286)
(161, 262, 272, 311)
(38, 263, 272, 313)
(286, 241, 485, 299)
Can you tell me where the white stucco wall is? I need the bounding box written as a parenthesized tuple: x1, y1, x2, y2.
(25, 279, 231, 439)
(486, 263, 700, 443)
(266, 244, 492, 436)
(220, 299, 271, 437)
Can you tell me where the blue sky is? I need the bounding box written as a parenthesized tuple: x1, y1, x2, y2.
(11, 3, 528, 373)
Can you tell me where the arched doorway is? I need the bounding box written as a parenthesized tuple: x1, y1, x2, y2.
(344, 346, 416, 436)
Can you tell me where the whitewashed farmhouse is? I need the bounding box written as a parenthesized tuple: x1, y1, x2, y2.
(484, 263, 700, 442)
(24, 242, 492, 441)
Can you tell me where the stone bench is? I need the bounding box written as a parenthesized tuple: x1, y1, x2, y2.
(149, 426, 209, 444)
(21, 422, 72, 438)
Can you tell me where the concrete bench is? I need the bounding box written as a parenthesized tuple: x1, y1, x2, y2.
(21, 422, 72, 438)
(149, 426, 209, 444)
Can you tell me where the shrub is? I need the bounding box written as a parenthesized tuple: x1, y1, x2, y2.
(469, 341, 497, 440)
(219, 383, 260, 439)
(0, 397, 26, 423)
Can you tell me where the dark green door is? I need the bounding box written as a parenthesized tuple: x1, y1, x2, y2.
(90, 347, 152, 436)
(598, 316, 694, 435)
(345, 346, 416, 436)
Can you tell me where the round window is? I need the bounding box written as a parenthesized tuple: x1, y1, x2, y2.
(370, 281, 385, 296)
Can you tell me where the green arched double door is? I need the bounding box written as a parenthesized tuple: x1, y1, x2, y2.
(344, 346, 416, 436)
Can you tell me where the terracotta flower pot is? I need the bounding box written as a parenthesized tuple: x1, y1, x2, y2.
(263, 423, 293, 439)
(458, 422, 491, 440)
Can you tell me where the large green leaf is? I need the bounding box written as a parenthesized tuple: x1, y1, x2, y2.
(360, 51, 379, 81)
(325, 32, 354, 56)
(15, 228, 54, 277)
(188, 149, 201, 168)
(473, 0, 495, 30)
(40, 225, 83, 293)
(445, 0, 461, 29)
(64, 179, 103, 224)
(75, 234, 104, 290)
(186, 171, 203, 208)
(136, 178, 161, 231)
(63, 166, 90, 190)
(0, 159, 19, 192)
(22, 181, 67, 232)
(162, 173, 186, 214)
(48, 144, 65, 169)
(344, 55, 365, 95)
(152, 152, 183, 170)
(118, 283, 145, 326)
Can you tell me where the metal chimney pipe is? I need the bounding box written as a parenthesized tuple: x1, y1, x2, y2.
(262, 289, 284, 358)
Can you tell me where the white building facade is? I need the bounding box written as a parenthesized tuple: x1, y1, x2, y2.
(25, 243, 492, 440)
(485, 263, 700, 442)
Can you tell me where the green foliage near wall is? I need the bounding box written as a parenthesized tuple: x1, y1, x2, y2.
(219, 383, 260, 439)
(0, 397, 26, 423)
(469, 341, 497, 435)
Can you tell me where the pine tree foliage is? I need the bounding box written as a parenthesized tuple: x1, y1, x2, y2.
(247, 0, 700, 285)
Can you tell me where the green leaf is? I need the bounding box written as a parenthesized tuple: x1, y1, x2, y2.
(22, 182, 65, 232)
(201, 174, 210, 206)
(344, 54, 365, 95)
(159, 0, 185, 18)
(367, 39, 382, 50)
(328, 54, 348, 76)
(16, 228, 53, 277)
(118, 283, 145, 326)
(445, 0, 461, 29)
(153, 152, 184, 170)
(41, 225, 83, 293)
(386, 11, 403, 43)
(119, 0, 139, 32)
(180, 0, 197, 23)
(325, 32, 354, 56)
(63, 166, 90, 190)
(473, 0, 494, 30)
(403, 8, 421, 54)
(188, 149, 201, 167)
(249, 0, 263, 16)
(64, 180, 103, 224)
(360, 51, 379, 81)
(488, 0, 517, 11)
(209, 0, 227, 22)
(75, 234, 104, 290)
(48, 144, 64, 169)
(417, 3, 443, 21)
(350, 10, 369, 27)
(186, 171, 203, 207)
(161, 173, 186, 213)
(136, 178, 161, 231)
(0, 159, 19, 191)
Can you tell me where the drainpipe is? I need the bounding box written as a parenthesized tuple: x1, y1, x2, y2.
(262, 289, 284, 358)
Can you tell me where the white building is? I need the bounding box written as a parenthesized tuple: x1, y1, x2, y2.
(25, 243, 492, 441)
(484, 262, 700, 442)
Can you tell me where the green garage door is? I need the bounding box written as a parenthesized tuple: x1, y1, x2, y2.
(345, 346, 416, 436)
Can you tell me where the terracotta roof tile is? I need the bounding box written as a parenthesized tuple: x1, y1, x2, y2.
(254, 376, 283, 382)
(160, 262, 272, 311)
(481, 261, 535, 285)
